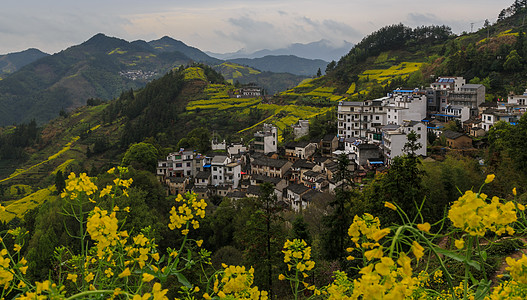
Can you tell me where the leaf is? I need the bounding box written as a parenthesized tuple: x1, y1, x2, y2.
(474, 279, 492, 300)
(175, 272, 191, 288)
(433, 247, 481, 270)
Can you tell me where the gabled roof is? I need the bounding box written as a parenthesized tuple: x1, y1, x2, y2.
(246, 185, 261, 196)
(357, 143, 380, 150)
(442, 130, 467, 140)
(168, 177, 186, 183)
(292, 159, 315, 169)
(226, 191, 247, 199)
(251, 174, 282, 185)
(322, 134, 337, 142)
(303, 189, 323, 202)
(195, 171, 211, 179)
(252, 157, 289, 168)
(212, 156, 229, 164)
(287, 183, 311, 195)
(303, 170, 321, 177)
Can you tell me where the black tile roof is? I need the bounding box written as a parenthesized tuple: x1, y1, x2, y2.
(287, 183, 311, 195)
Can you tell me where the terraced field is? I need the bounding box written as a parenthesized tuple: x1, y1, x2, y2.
(238, 103, 333, 141)
(0, 186, 56, 222)
(358, 62, 423, 82)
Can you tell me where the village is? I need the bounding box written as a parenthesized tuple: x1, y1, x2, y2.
(155, 76, 527, 212)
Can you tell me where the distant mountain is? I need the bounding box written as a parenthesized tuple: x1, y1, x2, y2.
(148, 36, 221, 65)
(0, 33, 192, 126)
(207, 39, 353, 61)
(0, 48, 49, 79)
(0, 34, 321, 126)
(228, 55, 328, 76)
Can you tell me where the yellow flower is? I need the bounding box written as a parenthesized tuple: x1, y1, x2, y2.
(485, 174, 495, 184)
(278, 274, 285, 280)
(142, 273, 155, 282)
(181, 229, 189, 235)
(152, 282, 168, 300)
(411, 241, 424, 260)
(372, 228, 390, 241)
(518, 203, 525, 211)
(107, 167, 116, 174)
(152, 253, 160, 261)
(13, 244, 21, 252)
(203, 293, 212, 300)
(346, 255, 355, 261)
(417, 222, 431, 233)
(513, 187, 517, 196)
(85, 272, 94, 282)
(67, 273, 77, 283)
(455, 239, 465, 249)
(384, 202, 397, 211)
(118, 268, 131, 278)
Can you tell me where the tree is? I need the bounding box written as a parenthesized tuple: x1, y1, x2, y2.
(235, 183, 285, 298)
(503, 50, 522, 72)
(54, 171, 66, 194)
(316, 68, 322, 77)
(122, 142, 159, 172)
(403, 130, 422, 158)
(322, 154, 355, 260)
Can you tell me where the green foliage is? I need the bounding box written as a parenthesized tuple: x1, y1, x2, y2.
(122, 142, 159, 172)
(176, 127, 211, 154)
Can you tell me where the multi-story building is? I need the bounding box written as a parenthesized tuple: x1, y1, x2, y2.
(427, 77, 485, 120)
(253, 124, 278, 154)
(385, 89, 427, 125)
(382, 121, 427, 164)
(211, 155, 241, 188)
(292, 119, 310, 139)
(251, 157, 292, 178)
(157, 150, 198, 179)
(337, 97, 388, 139)
(427, 77, 466, 113)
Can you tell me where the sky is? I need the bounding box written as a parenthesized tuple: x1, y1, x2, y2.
(0, 0, 514, 55)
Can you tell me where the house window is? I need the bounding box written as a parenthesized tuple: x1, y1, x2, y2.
(213, 167, 217, 171)
(186, 162, 191, 167)
(213, 175, 217, 179)
(376, 116, 379, 120)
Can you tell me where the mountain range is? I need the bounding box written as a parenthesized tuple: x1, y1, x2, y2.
(206, 39, 353, 62)
(0, 34, 329, 126)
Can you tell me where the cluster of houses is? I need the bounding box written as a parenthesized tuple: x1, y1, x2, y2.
(156, 76, 527, 212)
(338, 76, 527, 164)
(157, 123, 342, 212)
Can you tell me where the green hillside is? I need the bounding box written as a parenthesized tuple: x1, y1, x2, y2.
(5, 2, 527, 218)
(0, 48, 49, 79)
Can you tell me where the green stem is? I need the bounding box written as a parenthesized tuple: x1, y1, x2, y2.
(66, 289, 130, 300)
(464, 237, 474, 300)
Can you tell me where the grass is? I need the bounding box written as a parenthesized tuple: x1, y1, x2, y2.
(108, 48, 127, 55)
(52, 159, 75, 175)
(183, 67, 207, 81)
(0, 123, 102, 184)
(359, 62, 424, 82)
(0, 186, 56, 223)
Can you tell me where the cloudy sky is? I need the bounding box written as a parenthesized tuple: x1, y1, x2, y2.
(0, 0, 513, 55)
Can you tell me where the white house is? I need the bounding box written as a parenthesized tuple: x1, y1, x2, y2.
(253, 124, 278, 154)
(382, 121, 427, 164)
